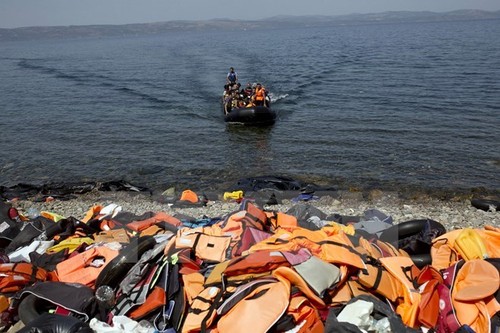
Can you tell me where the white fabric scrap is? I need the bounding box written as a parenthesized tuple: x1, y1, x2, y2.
(90, 316, 154, 333)
(337, 300, 374, 331)
(337, 299, 394, 332)
(8, 240, 54, 262)
(98, 204, 122, 220)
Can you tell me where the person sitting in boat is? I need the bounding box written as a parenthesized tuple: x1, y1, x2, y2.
(231, 90, 241, 109)
(242, 83, 253, 98)
(246, 99, 255, 108)
(252, 83, 266, 106)
(226, 67, 238, 86)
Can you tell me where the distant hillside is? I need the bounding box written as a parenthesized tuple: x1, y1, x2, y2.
(1, 9, 499, 42)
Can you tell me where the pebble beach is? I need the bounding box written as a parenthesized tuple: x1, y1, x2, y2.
(10, 189, 499, 231)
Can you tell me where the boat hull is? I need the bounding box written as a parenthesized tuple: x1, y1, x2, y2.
(224, 106, 276, 126)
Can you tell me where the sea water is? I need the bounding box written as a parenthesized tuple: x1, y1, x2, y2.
(0, 19, 499, 194)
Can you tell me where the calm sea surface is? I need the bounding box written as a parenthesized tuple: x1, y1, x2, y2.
(1, 20, 499, 194)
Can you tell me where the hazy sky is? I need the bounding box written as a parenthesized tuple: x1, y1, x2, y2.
(1, 0, 499, 29)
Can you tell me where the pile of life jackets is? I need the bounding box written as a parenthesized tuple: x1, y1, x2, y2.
(0, 198, 499, 333)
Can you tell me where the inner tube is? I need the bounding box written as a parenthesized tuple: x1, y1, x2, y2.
(471, 198, 500, 212)
(410, 253, 433, 269)
(378, 219, 446, 268)
(378, 219, 446, 245)
(18, 294, 56, 326)
(95, 236, 157, 289)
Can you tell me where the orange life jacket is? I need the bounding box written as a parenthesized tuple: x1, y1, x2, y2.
(286, 294, 324, 333)
(0, 295, 8, 312)
(356, 261, 402, 302)
(379, 256, 421, 328)
(450, 259, 500, 333)
(220, 201, 269, 257)
(273, 266, 325, 309)
(318, 233, 367, 270)
(254, 87, 265, 101)
(216, 279, 290, 333)
(82, 205, 103, 222)
(356, 237, 407, 259)
(128, 286, 166, 320)
(247, 227, 366, 271)
(270, 212, 299, 229)
(431, 226, 500, 270)
(182, 286, 222, 333)
(180, 189, 199, 203)
(176, 227, 232, 263)
(204, 250, 291, 288)
(93, 228, 130, 243)
(415, 265, 443, 328)
(328, 279, 371, 306)
(0, 262, 55, 294)
(127, 212, 182, 233)
(182, 272, 205, 305)
(56, 246, 119, 287)
(224, 250, 290, 278)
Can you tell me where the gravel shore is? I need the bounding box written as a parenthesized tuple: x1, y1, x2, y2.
(9, 189, 498, 232)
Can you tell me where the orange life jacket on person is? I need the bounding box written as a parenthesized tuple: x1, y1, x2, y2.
(254, 87, 265, 101)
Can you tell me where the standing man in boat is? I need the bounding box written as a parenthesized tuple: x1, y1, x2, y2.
(226, 67, 238, 89)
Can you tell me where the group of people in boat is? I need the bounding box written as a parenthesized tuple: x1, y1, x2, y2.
(223, 67, 269, 111)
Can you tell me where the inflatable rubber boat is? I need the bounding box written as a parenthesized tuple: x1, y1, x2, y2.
(223, 104, 276, 126)
(222, 83, 276, 126)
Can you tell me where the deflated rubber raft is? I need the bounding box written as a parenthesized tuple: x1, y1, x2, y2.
(0, 196, 499, 333)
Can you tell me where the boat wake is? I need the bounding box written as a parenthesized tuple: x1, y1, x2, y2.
(269, 93, 289, 103)
(17, 58, 168, 106)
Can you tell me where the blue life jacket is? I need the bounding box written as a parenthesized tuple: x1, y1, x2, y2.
(227, 72, 237, 83)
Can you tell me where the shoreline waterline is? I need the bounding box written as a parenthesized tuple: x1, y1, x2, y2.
(7, 183, 498, 234)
